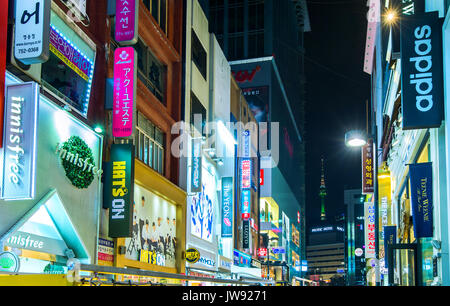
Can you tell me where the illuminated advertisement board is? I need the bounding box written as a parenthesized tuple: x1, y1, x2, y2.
(14, 0, 51, 64)
(125, 184, 178, 268)
(107, 144, 135, 238)
(1, 82, 39, 200)
(115, 0, 139, 45)
(221, 177, 233, 238)
(113, 47, 137, 138)
(240, 159, 251, 189)
(364, 201, 376, 259)
(190, 166, 216, 243)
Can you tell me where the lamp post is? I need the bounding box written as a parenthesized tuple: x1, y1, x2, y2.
(345, 127, 380, 287)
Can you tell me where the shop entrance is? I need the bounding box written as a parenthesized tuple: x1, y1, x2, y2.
(387, 244, 418, 286)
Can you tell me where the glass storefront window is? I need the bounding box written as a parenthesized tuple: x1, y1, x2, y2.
(420, 238, 434, 286)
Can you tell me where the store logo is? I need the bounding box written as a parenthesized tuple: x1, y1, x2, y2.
(198, 257, 215, 267)
(55, 136, 102, 189)
(232, 66, 261, 83)
(5, 234, 44, 249)
(408, 25, 434, 112)
(0, 252, 20, 273)
(111, 160, 129, 220)
(185, 248, 200, 264)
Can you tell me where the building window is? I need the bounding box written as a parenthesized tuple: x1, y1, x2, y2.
(190, 93, 207, 136)
(228, 34, 244, 61)
(136, 112, 165, 174)
(191, 30, 207, 79)
(135, 38, 167, 104)
(142, 0, 168, 33)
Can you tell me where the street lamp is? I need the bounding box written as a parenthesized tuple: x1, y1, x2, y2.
(345, 130, 367, 147)
(344, 127, 380, 286)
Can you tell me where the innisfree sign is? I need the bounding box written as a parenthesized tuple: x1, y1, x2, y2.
(55, 136, 103, 189)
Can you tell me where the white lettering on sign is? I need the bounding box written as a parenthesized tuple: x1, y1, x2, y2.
(7, 96, 25, 185)
(55, 145, 103, 178)
(409, 25, 434, 112)
(6, 234, 44, 249)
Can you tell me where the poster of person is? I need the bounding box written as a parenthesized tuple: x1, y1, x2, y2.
(125, 184, 177, 268)
(242, 86, 269, 123)
(190, 167, 217, 243)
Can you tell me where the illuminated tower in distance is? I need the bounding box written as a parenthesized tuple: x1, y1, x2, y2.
(319, 157, 327, 221)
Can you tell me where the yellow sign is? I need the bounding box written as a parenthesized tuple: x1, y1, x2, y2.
(185, 248, 200, 263)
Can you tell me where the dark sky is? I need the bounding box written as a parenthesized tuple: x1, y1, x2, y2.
(304, 0, 371, 227)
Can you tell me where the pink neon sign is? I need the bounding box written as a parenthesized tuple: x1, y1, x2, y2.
(113, 47, 136, 138)
(115, 0, 138, 45)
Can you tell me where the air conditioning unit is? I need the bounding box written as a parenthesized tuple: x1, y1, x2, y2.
(8, 30, 42, 83)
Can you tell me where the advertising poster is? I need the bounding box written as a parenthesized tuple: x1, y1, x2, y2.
(242, 86, 269, 124)
(125, 184, 178, 268)
(190, 166, 217, 243)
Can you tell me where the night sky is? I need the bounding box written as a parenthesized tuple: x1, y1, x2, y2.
(304, 0, 371, 227)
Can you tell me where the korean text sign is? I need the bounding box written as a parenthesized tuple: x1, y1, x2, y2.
(115, 0, 139, 45)
(364, 202, 376, 259)
(113, 47, 136, 138)
(14, 0, 51, 64)
(362, 139, 374, 193)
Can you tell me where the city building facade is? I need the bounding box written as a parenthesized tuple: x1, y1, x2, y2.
(364, 0, 450, 286)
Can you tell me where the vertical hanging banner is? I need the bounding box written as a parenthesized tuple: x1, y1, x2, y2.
(362, 139, 374, 194)
(400, 11, 444, 130)
(240, 159, 252, 189)
(108, 143, 135, 238)
(383, 226, 397, 270)
(113, 47, 137, 138)
(364, 201, 376, 259)
(221, 177, 233, 238)
(190, 138, 202, 193)
(1, 82, 39, 201)
(378, 169, 391, 260)
(115, 0, 139, 45)
(14, 0, 51, 64)
(242, 220, 250, 249)
(363, 0, 380, 74)
(409, 162, 433, 238)
(241, 189, 251, 220)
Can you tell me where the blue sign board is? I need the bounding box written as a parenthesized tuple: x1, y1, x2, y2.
(191, 139, 202, 193)
(409, 162, 433, 237)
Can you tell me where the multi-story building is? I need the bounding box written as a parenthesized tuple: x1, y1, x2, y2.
(98, 0, 187, 282)
(207, 0, 310, 284)
(0, 0, 108, 275)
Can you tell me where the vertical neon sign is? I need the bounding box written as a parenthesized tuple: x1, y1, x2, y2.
(115, 0, 139, 45)
(113, 47, 136, 138)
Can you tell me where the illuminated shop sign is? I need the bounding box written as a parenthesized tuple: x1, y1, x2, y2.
(55, 136, 103, 189)
(4, 231, 67, 256)
(242, 130, 250, 157)
(107, 144, 135, 238)
(240, 159, 251, 189)
(115, 0, 139, 45)
(364, 202, 376, 258)
(257, 248, 267, 257)
(311, 226, 333, 233)
(1, 83, 39, 201)
(14, 0, 51, 64)
(242, 219, 250, 249)
(113, 47, 137, 138)
(272, 247, 285, 255)
(362, 139, 374, 194)
(241, 189, 251, 220)
(233, 249, 251, 267)
(198, 256, 216, 268)
(400, 11, 444, 130)
(185, 248, 200, 264)
(221, 177, 233, 238)
(190, 139, 202, 193)
(139, 249, 166, 267)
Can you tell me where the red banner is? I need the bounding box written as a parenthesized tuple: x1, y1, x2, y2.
(362, 138, 374, 194)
